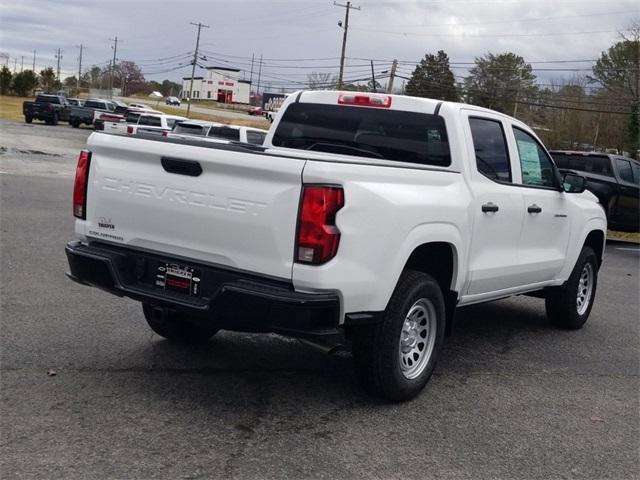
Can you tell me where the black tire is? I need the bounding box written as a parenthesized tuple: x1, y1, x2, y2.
(51, 114, 58, 126)
(70, 120, 79, 128)
(545, 246, 598, 330)
(351, 270, 446, 402)
(142, 303, 219, 344)
(25, 116, 32, 124)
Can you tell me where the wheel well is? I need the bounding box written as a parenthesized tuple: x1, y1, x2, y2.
(404, 242, 456, 295)
(584, 230, 605, 267)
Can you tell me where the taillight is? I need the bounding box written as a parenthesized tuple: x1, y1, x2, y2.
(296, 185, 344, 265)
(127, 126, 134, 134)
(73, 150, 91, 219)
(161, 131, 168, 137)
(338, 93, 392, 108)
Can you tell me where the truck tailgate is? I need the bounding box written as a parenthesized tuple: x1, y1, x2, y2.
(81, 133, 306, 280)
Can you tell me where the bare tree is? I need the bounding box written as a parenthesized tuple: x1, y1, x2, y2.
(306, 72, 334, 90)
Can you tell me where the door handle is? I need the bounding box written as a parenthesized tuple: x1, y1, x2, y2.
(161, 157, 202, 177)
(527, 204, 542, 214)
(481, 202, 499, 213)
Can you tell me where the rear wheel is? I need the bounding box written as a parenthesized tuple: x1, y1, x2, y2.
(51, 114, 58, 126)
(70, 120, 79, 128)
(351, 270, 445, 402)
(142, 304, 219, 343)
(545, 246, 598, 329)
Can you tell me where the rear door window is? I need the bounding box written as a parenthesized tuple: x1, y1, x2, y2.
(272, 103, 451, 166)
(468, 117, 511, 182)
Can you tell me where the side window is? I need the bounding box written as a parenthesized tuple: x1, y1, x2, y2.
(616, 159, 634, 183)
(469, 118, 511, 182)
(586, 156, 613, 177)
(632, 163, 640, 185)
(512, 127, 556, 188)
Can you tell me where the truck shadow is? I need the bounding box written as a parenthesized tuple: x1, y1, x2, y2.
(128, 296, 556, 405)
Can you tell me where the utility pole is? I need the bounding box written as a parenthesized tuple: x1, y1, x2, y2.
(256, 54, 263, 98)
(186, 22, 209, 117)
(108, 37, 119, 99)
(387, 59, 397, 93)
(370, 60, 376, 92)
(334, 1, 360, 89)
(77, 44, 84, 90)
(249, 53, 255, 104)
(55, 48, 62, 82)
(32, 50, 36, 71)
(13, 58, 17, 73)
(20, 56, 24, 72)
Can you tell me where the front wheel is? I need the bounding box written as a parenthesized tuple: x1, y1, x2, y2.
(351, 270, 446, 402)
(142, 304, 219, 344)
(545, 246, 598, 329)
(51, 114, 58, 126)
(25, 116, 32, 124)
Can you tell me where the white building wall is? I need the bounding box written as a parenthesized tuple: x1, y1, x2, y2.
(181, 70, 250, 104)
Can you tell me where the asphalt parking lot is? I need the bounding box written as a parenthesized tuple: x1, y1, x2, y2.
(1, 120, 638, 479)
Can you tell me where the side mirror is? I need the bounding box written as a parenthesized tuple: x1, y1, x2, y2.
(562, 172, 586, 193)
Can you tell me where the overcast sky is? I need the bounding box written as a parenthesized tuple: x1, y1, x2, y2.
(1, 0, 638, 91)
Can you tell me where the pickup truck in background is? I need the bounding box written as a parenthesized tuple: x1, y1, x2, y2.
(69, 99, 117, 129)
(167, 120, 268, 145)
(23, 94, 70, 125)
(550, 151, 640, 232)
(104, 113, 186, 136)
(66, 91, 606, 401)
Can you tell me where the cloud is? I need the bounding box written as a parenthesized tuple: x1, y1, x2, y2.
(0, 0, 637, 86)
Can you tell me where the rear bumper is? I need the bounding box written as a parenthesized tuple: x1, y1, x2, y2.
(65, 241, 341, 339)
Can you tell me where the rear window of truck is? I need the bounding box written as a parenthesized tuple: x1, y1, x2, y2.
(208, 127, 240, 141)
(84, 101, 106, 109)
(272, 103, 451, 166)
(173, 123, 205, 135)
(551, 153, 613, 177)
(35, 95, 60, 104)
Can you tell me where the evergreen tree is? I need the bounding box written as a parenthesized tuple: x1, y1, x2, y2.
(405, 50, 458, 101)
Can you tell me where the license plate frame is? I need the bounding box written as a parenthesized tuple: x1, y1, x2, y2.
(155, 262, 201, 297)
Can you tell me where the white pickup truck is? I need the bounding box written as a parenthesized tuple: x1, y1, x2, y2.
(104, 112, 186, 136)
(66, 90, 606, 401)
(167, 120, 268, 145)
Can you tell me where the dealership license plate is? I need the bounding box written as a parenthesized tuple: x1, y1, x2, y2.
(155, 263, 201, 297)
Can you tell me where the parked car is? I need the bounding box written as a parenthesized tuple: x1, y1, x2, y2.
(104, 113, 186, 136)
(128, 103, 154, 110)
(247, 106, 263, 116)
(66, 90, 606, 401)
(550, 151, 640, 232)
(23, 94, 70, 125)
(165, 96, 181, 106)
(66, 98, 83, 106)
(167, 120, 268, 145)
(69, 98, 117, 129)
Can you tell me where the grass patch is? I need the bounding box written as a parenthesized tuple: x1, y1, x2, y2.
(155, 104, 270, 129)
(0, 95, 30, 121)
(608, 231, 640, 243)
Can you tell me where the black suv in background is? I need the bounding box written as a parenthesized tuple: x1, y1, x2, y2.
(550, 151, 640, 232)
